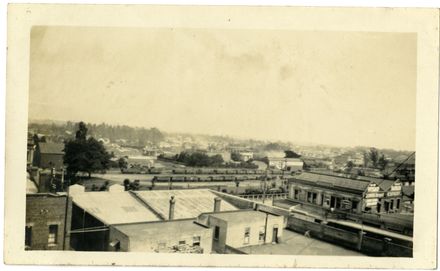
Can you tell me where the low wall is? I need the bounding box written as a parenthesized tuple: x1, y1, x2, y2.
(211, 191, 256, 210)
(287, 216, 412, 257)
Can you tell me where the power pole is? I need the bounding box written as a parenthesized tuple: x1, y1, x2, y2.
(262, 166, 268, 204)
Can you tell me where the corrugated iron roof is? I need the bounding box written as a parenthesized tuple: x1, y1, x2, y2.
(291, 172, 370, 192)
(71, 191, 161, 225)
(134, 189, 238, 220)
(113, 219, 207, 239)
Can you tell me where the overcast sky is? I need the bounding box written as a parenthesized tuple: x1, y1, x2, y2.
(29, 26, 416, 150)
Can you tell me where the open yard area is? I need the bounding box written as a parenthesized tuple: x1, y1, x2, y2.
(239, 229, 364, 256)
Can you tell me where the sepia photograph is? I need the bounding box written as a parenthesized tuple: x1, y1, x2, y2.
(4, 3, 439, 269)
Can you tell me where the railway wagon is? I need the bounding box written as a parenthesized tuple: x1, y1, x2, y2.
(223, 175, 234, 181)
(211, 176, 225, 181)
(214, 169, 227, 174)
(172, 168, 186, 174)
(194, 168, 210, 174)
(232, 175, 247, 181)
(196, 176, 211, 182)
(154, 176, 171, 182)
(184, 176, 196, 182)
(148, 168, 162, 174)
(185, 169, 195, 174)
(171, 176, 186, 182)
(121, 167, 146, 174)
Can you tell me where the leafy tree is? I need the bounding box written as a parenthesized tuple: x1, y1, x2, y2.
(118, 157, 128, 171)
(284, 150, 301, 158)
(75, 121, 88, 140)
(345, 161, 354, 173)
(231, 152, 241, 162)
(377, 154, 389, 170)
(176, 151, 224, 167)
(123, 179, 130, 191)
(129, 180, 140, 191)
(368, 148, 380, 168)
(64, 122, 111, 179)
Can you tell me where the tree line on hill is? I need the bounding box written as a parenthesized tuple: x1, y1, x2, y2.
(28, 121, 165, 147)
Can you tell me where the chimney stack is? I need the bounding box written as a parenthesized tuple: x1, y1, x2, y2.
(169, 196, 176, 220)
(214, 197, 221, 212)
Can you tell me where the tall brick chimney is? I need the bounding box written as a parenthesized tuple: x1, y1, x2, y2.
(213, 197, 221, 212)
(168, 196, 176, 220)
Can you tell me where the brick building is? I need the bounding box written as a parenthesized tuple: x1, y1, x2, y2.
(25, 193, 72, 250)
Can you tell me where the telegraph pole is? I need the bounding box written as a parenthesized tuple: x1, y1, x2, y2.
(262, 166, 268, 204)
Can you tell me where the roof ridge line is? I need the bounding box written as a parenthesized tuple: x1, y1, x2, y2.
(128, 191, 166, 221)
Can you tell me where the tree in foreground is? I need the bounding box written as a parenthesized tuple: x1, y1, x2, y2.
(64, 122, 111, 180)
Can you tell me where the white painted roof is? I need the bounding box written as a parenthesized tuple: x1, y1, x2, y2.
(71, 191, 161, 225)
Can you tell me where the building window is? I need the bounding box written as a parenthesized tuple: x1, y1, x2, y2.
(214, 226, 220, 240)
(396, 199, 401, 209)
(192, 236, 201, 246)
(25, 226, 32, 248)
(390, 200, 394, 210)
(244, 227, 250, 245)
(258, 226, 265, 243)
(294, 189, 299, 200)
(352, 200, 358, 211)
(307, 192, 317, 204)
(48, 225, 58, 245)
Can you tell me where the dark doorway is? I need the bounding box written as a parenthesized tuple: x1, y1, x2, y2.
(330, 196, 336, 208)
(272, 227, 279, 243)
(384, 201, 389, 212)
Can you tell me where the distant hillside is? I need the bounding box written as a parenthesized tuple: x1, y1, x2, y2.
(28, 120, 164, 147)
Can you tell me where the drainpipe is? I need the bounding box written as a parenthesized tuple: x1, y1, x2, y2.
(169, 196, 176, 220)
(264, 212, 269, 244)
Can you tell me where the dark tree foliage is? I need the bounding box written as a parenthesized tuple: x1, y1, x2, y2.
(368, 148, 380, 168)
(75, 121, 88, 140)
(64, 122, 111, 179)
(123, 179, 130, 191)
(118, 157, 128, 170)
(176, 151, 224, 167)
(28, 121, 165, 147)
(345, 161, 354, 173)
(365, 148, 389, 170)
(377, 154, 389, 170)
(230, 152, 241, 162)
(284, 150, 301, 158)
